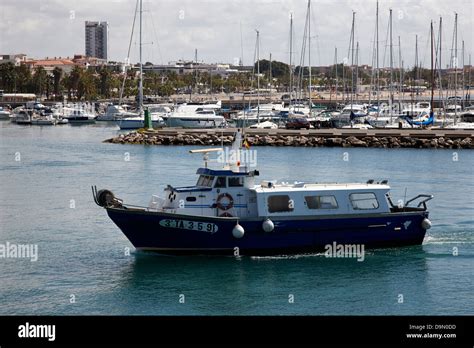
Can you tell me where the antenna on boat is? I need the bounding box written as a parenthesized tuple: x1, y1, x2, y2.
(189, 148, 224, 168)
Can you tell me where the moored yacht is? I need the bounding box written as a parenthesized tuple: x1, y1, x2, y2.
(232, 103, 285, 127)
(330, 104, 368, 128)
(63, 108, 96, 124)
(31, 114, 57, 125)
(97, 104, 139, 121)
(166, 108, 226, 128)
(117, 105, 170, 130)
(12, 109, 33, 125)
(0, 107, 11, 120)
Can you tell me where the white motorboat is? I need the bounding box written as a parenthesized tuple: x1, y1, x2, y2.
(330, 104, 368, 128)
(172, 101, 222, 115)
(63, 108, 96, 124)
(12, 109, 33, 125)
(166, 109, 226, 128)
(31, 115, 57, 125)
(118, 115, 165, 130)
(342, 123, 374, 129)
(0, 107, 11, 120)
(399, 102, 431, 117)
(249, 121, 278, 129)
(232, 104, 285, 128)
(118, 105, 172, 129)
(97, 104, 139, 121)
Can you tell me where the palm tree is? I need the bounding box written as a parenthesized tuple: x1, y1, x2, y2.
(52, 67, 62, 98)
(0, 62, 16, 91)
(32, 66, 48, 97)
(14, 64, 32, 92)
(99, 67, 111, 98)
(78, 69, 97, 100)
(65, 66, 82, 100)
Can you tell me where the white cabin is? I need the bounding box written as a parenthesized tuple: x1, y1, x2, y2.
(149, 168, 392, 219)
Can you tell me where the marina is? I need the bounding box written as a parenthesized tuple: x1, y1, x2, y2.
(0, 0, 473, 340)
(0, 122, 473, 315)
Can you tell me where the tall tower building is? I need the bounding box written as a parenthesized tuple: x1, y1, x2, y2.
(85, 21, 108, 60)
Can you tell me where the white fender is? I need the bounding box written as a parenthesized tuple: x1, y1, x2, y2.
(232, 224, 245, 239)
(262, 219, 274, 233)
(421, 218, 432, 230)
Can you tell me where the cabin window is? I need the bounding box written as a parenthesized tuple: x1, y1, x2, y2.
(268, 195, 294, 213)
(305, 195, 338, 209)
(228, 177, 244, 187)
(215, 177, 227, 188)
(186, 197, 197, 202)
(350, 193, 379, 210)
(197, 175, 205, 186)
(200, 175, 214, 187)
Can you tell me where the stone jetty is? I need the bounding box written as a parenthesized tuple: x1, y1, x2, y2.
(105, 128, 474, 149)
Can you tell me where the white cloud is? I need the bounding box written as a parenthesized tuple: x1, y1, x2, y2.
(0, 0, 472, 68)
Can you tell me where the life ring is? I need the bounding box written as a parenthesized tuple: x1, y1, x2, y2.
(216, 193, 234, 211)
(219, 212, 233, 218)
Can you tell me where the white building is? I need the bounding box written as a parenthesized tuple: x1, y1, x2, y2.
(85, 21, 108, 60)
(0, 54, 28, 66)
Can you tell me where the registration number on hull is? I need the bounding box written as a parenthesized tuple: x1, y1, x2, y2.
(159, 219, 218, 234)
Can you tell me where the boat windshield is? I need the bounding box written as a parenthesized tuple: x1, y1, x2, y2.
(196, 175, 214, 187)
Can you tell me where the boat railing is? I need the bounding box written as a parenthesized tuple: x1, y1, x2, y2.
(405, 194, 434, 210)
(149, 195, 165, 211)
(387, 193, 433, 211)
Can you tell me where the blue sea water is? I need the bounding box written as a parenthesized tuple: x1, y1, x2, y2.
(0, 122, 473, 315)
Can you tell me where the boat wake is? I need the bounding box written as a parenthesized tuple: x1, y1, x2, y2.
(423, 235, 472, 245)
(251, 253, 326, 260)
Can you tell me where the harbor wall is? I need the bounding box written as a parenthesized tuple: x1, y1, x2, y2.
(105, 128, 474, 149)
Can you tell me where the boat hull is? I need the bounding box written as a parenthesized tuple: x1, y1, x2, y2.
(117, 119, 163, 130)
(106, 207, 429, 256)
(166, 117, 226, 129)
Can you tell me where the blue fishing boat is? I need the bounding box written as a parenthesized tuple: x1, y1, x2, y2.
(93, 131, 433, 256)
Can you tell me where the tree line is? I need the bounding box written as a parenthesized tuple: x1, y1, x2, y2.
(0, 60, 440, 101)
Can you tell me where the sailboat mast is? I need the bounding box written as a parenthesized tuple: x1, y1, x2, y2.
(138, 0, 143, 113)
(119, 0, 138, 106)
(399, 36, 402, 111)
(356, 41, 359, 99)
(415, 34, 418, 96)
(350, 11, 355, 112)
(462, 40, 465, 109)
(439, 17, 443, 123)
(240, 21, 244, 66)
(256, 30, 260, 124)
(389, 8, 393, 122)
(376, 0, 379, 113)
(431, 20, 435, 114)
(335, 47, 338, 104)
(308, 0, 312, 112)
(269, 53, 272, 100)
(469, 54, 472, 106)
(454, 12, 458, 123)
(289, 13, 293, 108)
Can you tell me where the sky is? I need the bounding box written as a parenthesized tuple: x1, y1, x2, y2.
(0, 0, 472, 68)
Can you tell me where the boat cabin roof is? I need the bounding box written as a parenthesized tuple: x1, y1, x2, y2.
(196, 168, 259, 177)
(253, 182, 390, 193)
